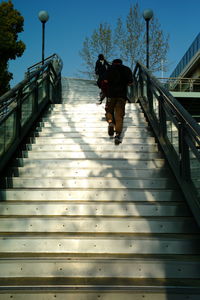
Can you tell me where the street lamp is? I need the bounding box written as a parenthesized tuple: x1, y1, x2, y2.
(143, 9, 153, 69)
(38, 10, 49, 65)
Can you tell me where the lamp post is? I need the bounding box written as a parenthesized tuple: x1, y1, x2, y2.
(143, 9, 153, 69)
(38, 10, 49, 65)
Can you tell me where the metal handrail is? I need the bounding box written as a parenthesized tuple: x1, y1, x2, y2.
(0, 54, 63, 175)
(26, 53, 63, 74)
(133, 62, 200, 226)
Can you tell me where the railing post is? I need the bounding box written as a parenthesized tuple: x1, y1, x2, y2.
(54, 73, 62, 104)
(57, 75, 62, 103)
(46, 66, 51, 103)
(133, 79, 138, 103)
(16, 89, 23, 139)
(138, 71, 144, 100)
(33, 75, 39, 114)
(178, 123, 191, 180)
(147, 77, 153, 112)
(158, 95, 166, 137)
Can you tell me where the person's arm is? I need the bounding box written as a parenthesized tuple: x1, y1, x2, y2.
(105, 60, 110, 67)
(95, 61, 99, 75)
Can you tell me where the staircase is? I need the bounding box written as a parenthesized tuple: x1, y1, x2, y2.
(0, 78, 200, 299)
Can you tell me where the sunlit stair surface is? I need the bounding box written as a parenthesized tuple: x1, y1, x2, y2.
(0, 78, 200, 299)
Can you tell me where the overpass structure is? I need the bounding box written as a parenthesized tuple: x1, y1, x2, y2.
(0, 55, 200, 299)
(158, 33, 200, 122)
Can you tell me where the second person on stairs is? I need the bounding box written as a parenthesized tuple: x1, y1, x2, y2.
(95, 54, 110, 104)
(103, 59, 133, 145)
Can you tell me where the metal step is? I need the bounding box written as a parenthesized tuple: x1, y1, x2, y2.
(0, 188, 182, 202)
(0, 77, 200, 297)
(0, 235, 199, 255)
(0, 201, 189, 216)
(15, 157, 167, 170)
(7, 177, 176, 189)
(0, 288, 199, 299)
(32, 136, 156, 145)
(0, 257, 200, 280)
(41, 115, 140, 122)
(16, 166, 170, 178)
(22, 151, 161, 160)
(0, 216, 197, 234)
(36, 126, 150, 134)
(26, 143, 158, 152)
(35, 131, 153, 139)
(41, 115, 145, 123)
(39, 120, 149, 127)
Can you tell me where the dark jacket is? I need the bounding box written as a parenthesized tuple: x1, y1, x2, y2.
(104, 64, 133, 98)
(95, 59, 109, 78)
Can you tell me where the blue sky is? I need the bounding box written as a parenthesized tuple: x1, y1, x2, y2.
(8, 0, 200, 86)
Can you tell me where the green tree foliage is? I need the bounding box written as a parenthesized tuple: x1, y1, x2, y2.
(80, 23, 113, 79)
(0, 0, 25, 96)
(80, 3, 169, 78)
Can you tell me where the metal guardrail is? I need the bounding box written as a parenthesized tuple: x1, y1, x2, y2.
(26, 53, 63, 76)
(0, 53, 63, 174)
(157, 77, 200, 92)
(133, 62, 200, 226)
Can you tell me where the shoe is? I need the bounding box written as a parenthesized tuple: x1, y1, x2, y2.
(100, 92, 105, 101)
(126, 96, 131, 103)
(96, 100, 102, 105)
(108, 122, 114, 136)
(115, 134, 121, 145)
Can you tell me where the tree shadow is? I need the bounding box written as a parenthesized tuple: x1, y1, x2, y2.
(0, 77, 200, 298)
